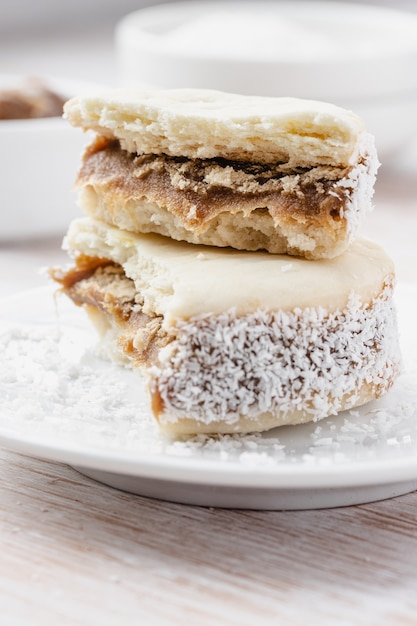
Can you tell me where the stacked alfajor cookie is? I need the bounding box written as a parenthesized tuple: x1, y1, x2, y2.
(53, 89, 400, 435)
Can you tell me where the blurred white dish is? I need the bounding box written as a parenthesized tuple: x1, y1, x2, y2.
(116, 1, 417, 160)
(0, 75, 103, 241)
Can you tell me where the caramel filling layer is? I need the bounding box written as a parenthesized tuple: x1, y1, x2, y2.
(52, 258, 170, 367)
(77, 138, 352, 231)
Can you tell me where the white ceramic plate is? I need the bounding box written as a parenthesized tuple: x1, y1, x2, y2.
(0, 285, 417, 510)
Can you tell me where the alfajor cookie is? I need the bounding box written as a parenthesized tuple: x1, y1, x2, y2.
(52, 217, 400, 436)
(64, 88, 379, 259)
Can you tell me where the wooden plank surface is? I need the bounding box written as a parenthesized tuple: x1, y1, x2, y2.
(1, 449, 417, 625)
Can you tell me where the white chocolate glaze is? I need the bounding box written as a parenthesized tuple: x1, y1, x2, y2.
(64, 217, 394, 327)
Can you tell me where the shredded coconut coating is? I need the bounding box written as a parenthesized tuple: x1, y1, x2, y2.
(152, 284, 400, 427)
(330, 132, 379, 237)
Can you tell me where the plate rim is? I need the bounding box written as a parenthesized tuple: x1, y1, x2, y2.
(2, 422, 417, 490)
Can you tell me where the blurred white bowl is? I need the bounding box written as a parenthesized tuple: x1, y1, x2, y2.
(116, 0, 417, 161)
(0, 75, 102, 241)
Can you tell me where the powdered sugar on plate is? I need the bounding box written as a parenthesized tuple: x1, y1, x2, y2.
(0, 286, 417, 472)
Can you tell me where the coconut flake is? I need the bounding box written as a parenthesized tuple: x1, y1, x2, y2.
(330, 132, 380, 236)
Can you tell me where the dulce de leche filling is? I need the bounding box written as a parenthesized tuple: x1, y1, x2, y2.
(77, 137, 352, 231)
(51, 257, 170, 367)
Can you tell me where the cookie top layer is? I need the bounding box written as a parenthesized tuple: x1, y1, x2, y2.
(64, 217, 394, 326)
(64, 88, 368, 167)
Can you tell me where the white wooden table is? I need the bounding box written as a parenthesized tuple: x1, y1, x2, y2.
(0, 156, 416, 626)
